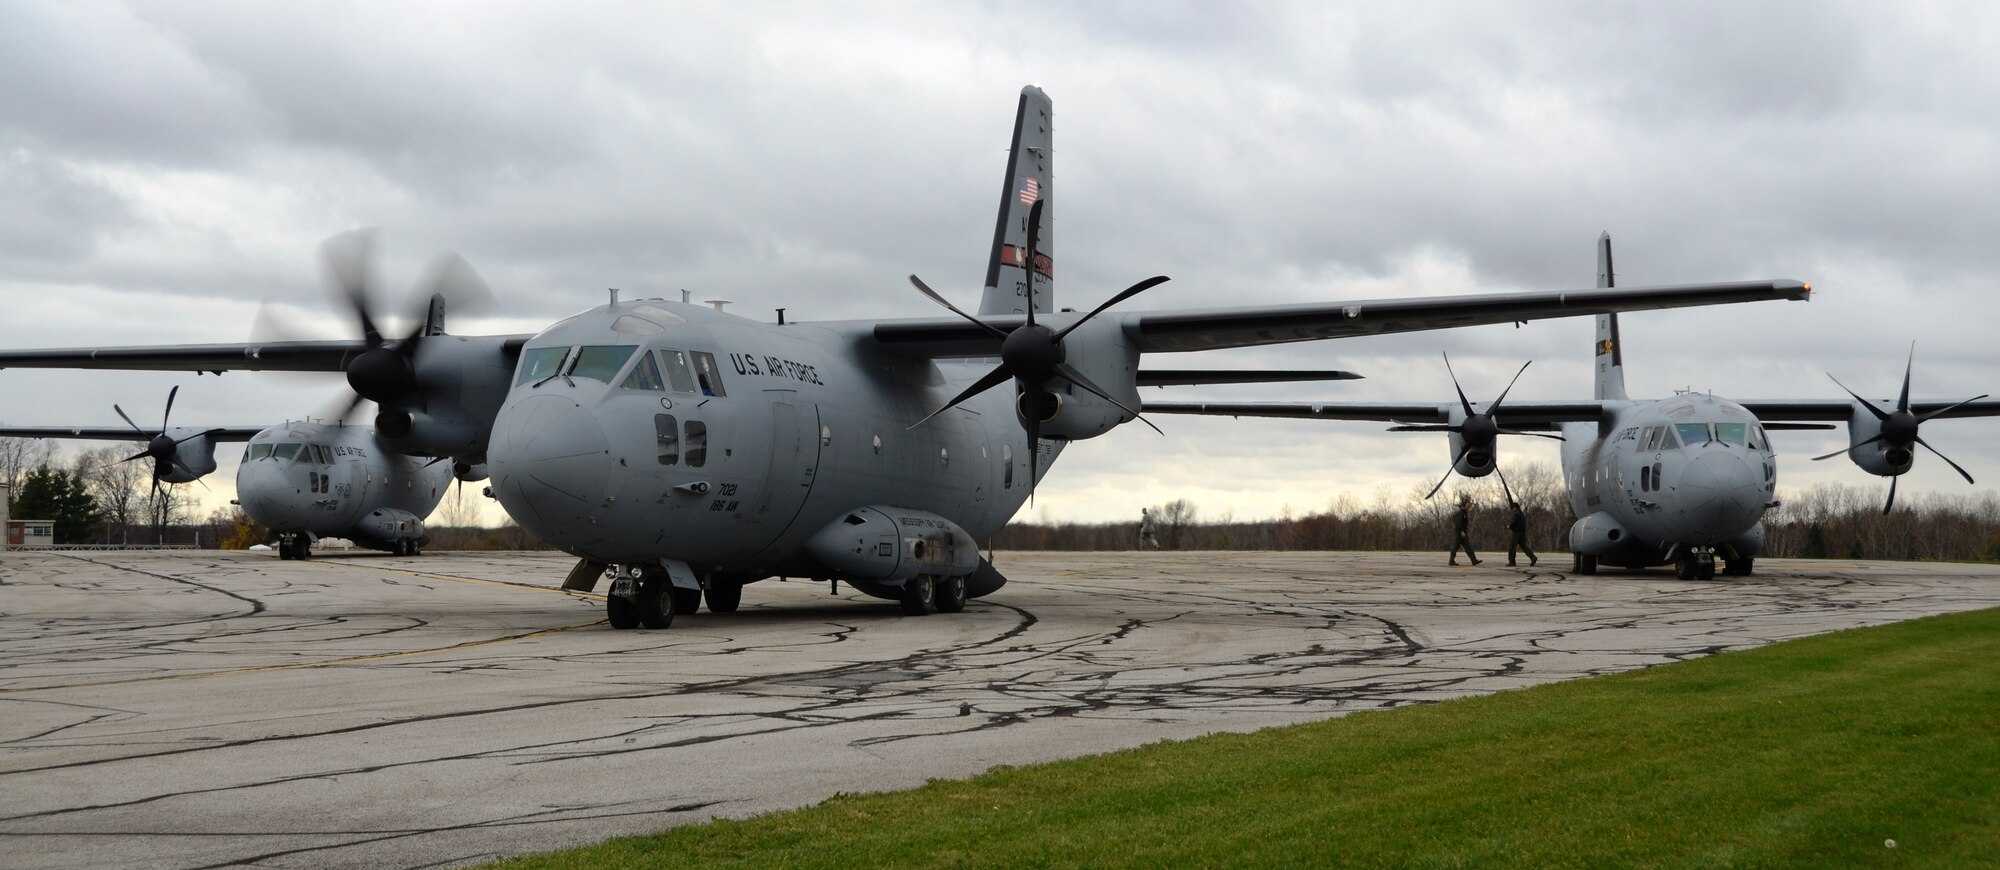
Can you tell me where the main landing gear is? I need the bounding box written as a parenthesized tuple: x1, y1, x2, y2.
(604, 565, 724, 630)
(898, 575, 966, 616)
(1674, 548, 1718, 581)
(278, 536, 312, 561)
(1570, 552, 1597, 575)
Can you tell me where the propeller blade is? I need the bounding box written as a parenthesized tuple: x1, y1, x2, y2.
(1488, 360, 1533, 412)
(1022, 199, 1044, 329)
(1388, 424, 1457, 433)
(1826, 374, 1890, 422)
(1026, 415, 1041, 506)
(908, 275, 1009, 340)
(1917, 394, 1992, 423)
(1498, 429, 1567, 441)
(1052, 275, 1171, 341)
(1494, 464, 1515, 506)
(1897, 343, 1914, 413)
(321, 229, 385, 344)
(1813, 433, 1883, 461)
(1442, 353, 1475, 418)
(1054, 362, 1162, 435)
(175, 428, 228, 445)
(1916, 436, 1977, 485)
(908, 365, 1013, 430)
(1425, 446, 1469, 500)
(1882, 474, 1899, 515)
(417, 252, 495, 320)
(120, 449, 152, 464)
(113, 404, 149, 439)
(160, 385, 178, 432)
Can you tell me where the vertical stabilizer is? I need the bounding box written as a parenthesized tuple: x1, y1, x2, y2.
(979, 86, 1053, 316)
(1594, 232, 1627, 401)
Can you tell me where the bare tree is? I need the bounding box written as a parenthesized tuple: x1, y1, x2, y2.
(0, 435, 56, 503)
(75, 446, 149, 544)
(1156, 498, 1198, 549)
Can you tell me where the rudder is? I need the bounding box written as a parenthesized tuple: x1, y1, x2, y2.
(979, 86, 1054, 316)
(1594, 232, 1627, 401)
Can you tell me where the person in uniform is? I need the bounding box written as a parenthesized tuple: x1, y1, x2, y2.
(1139, 507, 1161, 550)
(1449, 496, 1480, 566)
(1506, 500, 1538, 567)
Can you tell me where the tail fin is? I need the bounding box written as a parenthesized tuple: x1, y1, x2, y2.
(1594, 232, 1627, 401)
(979, 86, 1053, 316)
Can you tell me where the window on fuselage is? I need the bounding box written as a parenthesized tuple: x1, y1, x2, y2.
(690, 352, 727, 397)
(621, 352, 666, 391)
(1676, 423, 1712, 446)
(1748, 425, 1767, 451)
(572, 346, 637, 383)
(654, 414, 679, 464)
(660, 350, 697, 393)
(271, 443, 301, 462)
(517, 346, 571, 385)
(245, 444, 273, 461)
(1641, 465, 1651, 491)
(685, 420, 708, 467)
(1714, 422, 1748, 446)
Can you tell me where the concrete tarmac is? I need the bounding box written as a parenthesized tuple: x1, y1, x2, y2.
(2, 549, 1997, 868)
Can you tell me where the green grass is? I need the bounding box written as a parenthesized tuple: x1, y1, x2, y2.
(493, 608, 2000, 868)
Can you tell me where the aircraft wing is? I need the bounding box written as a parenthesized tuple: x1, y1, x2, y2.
(0, 426, 265, 441)
(872, 280, 1810, 356)
(0, 336, 534, 374)
(1735, 399, 2000, 422)
(1144, 401, 1607, 429)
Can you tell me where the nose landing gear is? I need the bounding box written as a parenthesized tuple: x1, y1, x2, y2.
(1674, 547, 1717, 581)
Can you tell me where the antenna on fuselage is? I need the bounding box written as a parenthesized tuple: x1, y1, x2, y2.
(706, 299, 730, 313)
(609, 288, 620, 306)
(680, 289, 692, 304)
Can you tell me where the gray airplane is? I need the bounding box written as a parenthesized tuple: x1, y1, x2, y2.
(0, 88, 1812, 625)
(0, 389, 456, 558)
(1149, 234, 2000, 580)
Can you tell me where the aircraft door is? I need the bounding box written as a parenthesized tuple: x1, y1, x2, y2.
(750, 400, 821, 527)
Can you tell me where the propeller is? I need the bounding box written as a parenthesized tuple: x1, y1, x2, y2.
(113, 385, 224, 500)
(905, 199, 1170, 498)
(258, 230, 493, 434)
(1812, 344, 1986, 514)
(1390, 353, 1564, 499)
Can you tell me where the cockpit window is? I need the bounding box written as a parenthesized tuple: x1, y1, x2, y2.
(1749, 424, 1767, 451)
(1714, 422, 1748, 446)
(517, 346, 570, 386)
(1676, 423, 1713, 445)
(571, 346, 637, 383)
(620, 351, 666, 390)
(690, 351, 727, 397)
(246, 443, 274, 461)
(660, 350, 698, 393)
(271, 443, 301, 462)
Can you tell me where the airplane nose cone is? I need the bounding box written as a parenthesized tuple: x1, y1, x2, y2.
(236, 462, 302, 530)
(1677, 451, 1764, 542)
(488, 394, 610, 544)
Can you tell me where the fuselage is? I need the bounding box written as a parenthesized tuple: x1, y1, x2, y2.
(487, 300, 1053, 573)
(236, 421, 453, 551)
(1560, 393, 1775, 567)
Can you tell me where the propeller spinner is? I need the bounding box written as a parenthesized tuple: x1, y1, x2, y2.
(1390, 353, 1563, 499)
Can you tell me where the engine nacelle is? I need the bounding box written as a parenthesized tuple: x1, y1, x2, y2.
(158, 431, 221, 483)
(1445, 409, 1499, 478)
(803, 505, 980, 583)
(1568, 511, 1632, 555)
(1031, 317, 1141, 441)
(1843, 405, 1913, 477)
(378, 335, 519, 458)
(452, 461, 489, 482)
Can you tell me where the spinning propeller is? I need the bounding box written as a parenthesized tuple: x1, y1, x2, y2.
(1391, 353, 1563, 499)
(905, 199, 1169, 496)
(1813, 345, 1987, 514)
(113, 385, 222, 498)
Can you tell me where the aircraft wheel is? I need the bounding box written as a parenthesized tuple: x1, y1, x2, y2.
(1725, 557, 1754, 577)
(278, 541, 293, 560)
(638, 582, 675, 629)
(935, 574, 967, 613)
(1697, 557, 1717, 581)
(607, 594, 640, 630)
(297, 542, 312, 561)
(899, 575, 937, 616)
(671, 586, 704, 615)
(705, 581, 742, 613)
(1675, 553, 1699, 581)
(1572, 553, 1596, 575)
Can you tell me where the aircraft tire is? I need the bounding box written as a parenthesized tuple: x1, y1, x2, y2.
(1697, 558, 1717, 581)
(1675, 554, 1699, 581)
(671, 587, 703, 615)
(607, 594, 640, 630)
(1725, 557, 1754, 577)
(637, 583, 674, 629)
(935, 575, 967, 613)
(278, 541, 292, 560)
(705, 581, 742, 613)
(1572, 553, 1596, 575)
(297, 542, 311, 561)
(899, 575, 937, 616)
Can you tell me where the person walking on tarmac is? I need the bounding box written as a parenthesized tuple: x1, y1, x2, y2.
(1139, 507, 1161, 550)
(1506, 500, 1538, 567)
(1449, 496, 1481, 566)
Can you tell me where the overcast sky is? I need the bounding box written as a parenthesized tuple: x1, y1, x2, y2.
(4, 1, 1998, 525)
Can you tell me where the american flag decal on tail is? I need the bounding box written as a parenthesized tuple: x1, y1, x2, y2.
(1018, 175, 1040, 205)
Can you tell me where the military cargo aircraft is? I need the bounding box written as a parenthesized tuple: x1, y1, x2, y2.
(0, 389, 454, 558)
(0, 87, 1813, 625)
(1148, 234, 2000, 580)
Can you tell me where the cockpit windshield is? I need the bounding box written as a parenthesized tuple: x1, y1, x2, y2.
(271, 443, 301, 462)
(1675, 423, 1712, 446)
(517, 346, 570, 385)
(1714, 422, 1748, 446)
(571, 346, 637, 383)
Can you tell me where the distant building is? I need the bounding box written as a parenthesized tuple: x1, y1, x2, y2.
(8, 519, 55, 549)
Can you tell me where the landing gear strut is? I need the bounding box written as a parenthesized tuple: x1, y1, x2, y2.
(1674, 548, 1717, 581)
(278, 536, 312, 561)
